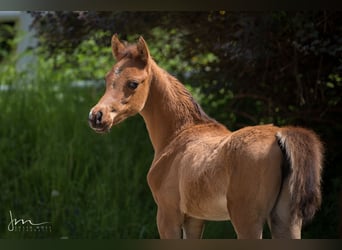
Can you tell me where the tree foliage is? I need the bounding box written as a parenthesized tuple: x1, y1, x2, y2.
(30, 11, 341, 126)
(29, 11, 342, 238)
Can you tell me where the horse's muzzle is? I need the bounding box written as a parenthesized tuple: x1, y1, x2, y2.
(88, 109, 108, 132)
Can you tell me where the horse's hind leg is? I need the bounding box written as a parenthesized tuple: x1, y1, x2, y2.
(182, 216, 205, 239)
(268, 214, 302, 239)
(268, 179, 302, 239)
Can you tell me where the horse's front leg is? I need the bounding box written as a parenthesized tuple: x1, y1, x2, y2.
(156, 207, 184, 239)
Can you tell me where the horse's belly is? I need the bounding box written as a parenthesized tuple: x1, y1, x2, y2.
(181, 195, 230, 221)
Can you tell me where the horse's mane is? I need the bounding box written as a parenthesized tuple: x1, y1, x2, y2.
(152, 61, 217, 126)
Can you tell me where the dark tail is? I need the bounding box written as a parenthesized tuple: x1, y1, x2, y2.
(276, 126, 324, 222)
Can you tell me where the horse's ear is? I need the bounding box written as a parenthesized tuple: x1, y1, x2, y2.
(111, 34, 125, 60)
(136, 36, 150, 64)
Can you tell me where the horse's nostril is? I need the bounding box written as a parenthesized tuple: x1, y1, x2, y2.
(95, 111, 103, 124)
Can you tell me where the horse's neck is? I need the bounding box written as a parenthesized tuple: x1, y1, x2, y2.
(140, 61, 209, 155)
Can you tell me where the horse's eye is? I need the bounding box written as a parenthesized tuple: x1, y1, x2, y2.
(127, 81, 139, 90)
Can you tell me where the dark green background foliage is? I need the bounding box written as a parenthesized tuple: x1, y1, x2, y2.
(0, 11, 341, 238)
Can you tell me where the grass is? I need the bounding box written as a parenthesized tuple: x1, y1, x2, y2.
(0, 65, 159, 238)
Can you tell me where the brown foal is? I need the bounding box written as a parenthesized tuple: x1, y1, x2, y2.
(89, 34, 324, 239)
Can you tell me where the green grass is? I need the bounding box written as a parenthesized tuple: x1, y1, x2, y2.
(0, 70, 159, 238)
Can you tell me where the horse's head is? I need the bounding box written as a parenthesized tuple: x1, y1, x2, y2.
(89, 34, 151, 133)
